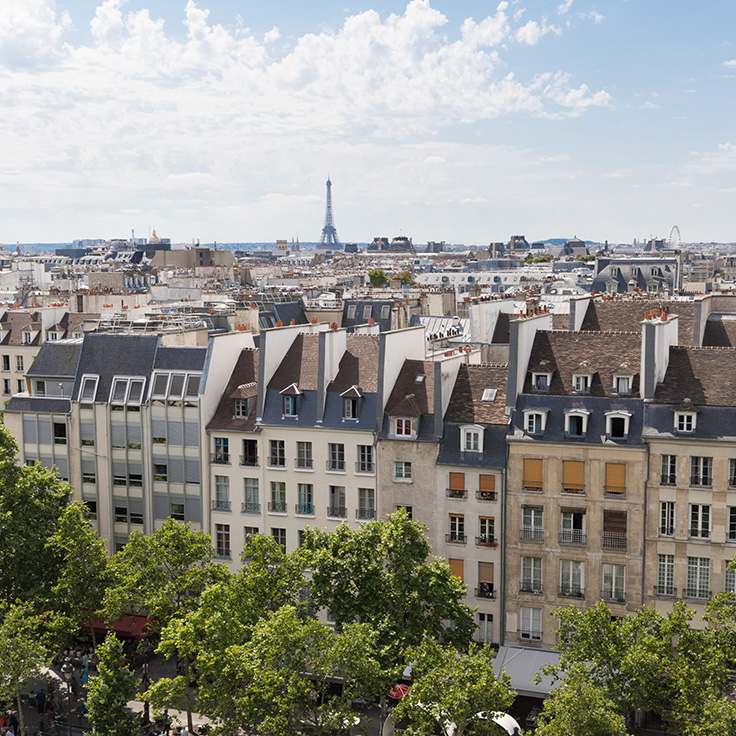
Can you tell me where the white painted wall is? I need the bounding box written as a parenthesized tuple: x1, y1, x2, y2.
(379, 326, 426, 411)
(468, 300, 516, 343)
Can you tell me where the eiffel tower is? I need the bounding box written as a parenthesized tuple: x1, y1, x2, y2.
(318, 176, 341, 249)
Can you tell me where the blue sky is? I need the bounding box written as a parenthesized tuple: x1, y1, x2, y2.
(1, 0, 735, 244)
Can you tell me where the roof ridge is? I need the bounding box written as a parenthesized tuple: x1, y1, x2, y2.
(544, 329, 640, 336)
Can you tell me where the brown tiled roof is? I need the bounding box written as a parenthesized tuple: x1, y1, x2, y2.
(267, 334, 320, 391)
(702, 317, 736, 348)
(0, 312, 42, 346)
(385, 359, 435, 416)
(580, 299, 694, 346)
(329, 334, 380, 393)
(206, 348, 259, 431)
(59, 312, 100, 337)
(443, 363, 509, 425)
(523, 330, 641, 397)
(653, 346, 736, 406)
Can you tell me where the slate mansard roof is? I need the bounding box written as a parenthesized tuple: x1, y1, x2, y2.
(26, 339, 82, 378)
(443, 363, 509, 426)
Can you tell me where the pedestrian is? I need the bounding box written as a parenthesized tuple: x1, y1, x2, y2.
(35, 689, 45, 716)
(81, 653, 88, 671)
(161, 708, 170, 736)
(180, 725, 189, 736)
(81, 667, 88, 685)
(27, 692, 36, 710)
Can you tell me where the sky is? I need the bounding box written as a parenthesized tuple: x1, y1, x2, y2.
(1, 0, 736, 245)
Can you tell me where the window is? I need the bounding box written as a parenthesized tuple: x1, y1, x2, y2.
(660, 502, 675, 537)
(661, 455, 677, 485)
(560, 511, 586, 545)
(271, 527, 286, 551)
(233, 399, 249, 418)
(730, 459, 736, 488)
(16, 380, 23, 393)
(686, 557, 710, 599)
(524, 411, 546, 434)
(381, 304, 391, 320)
(111, 378, 128, 404)
(395, 418, 413, 436)
(520, 607, 542, 641)
(690, 504, 711, 539)
(244, 526, 259, 542)
(296, 441, 313, 469)
(657, 554, 674, 596)
(478, 517, 495, 545)
(346, 304, 356, 320)
(170, 502, 185, 521)
(269, 482, 286, 513)
(13, 355, 21, 372)
(154, 463, 168, 482)
(602, 510, 627, 550)
(521, 507, 544, 542)
(2, 355, 9, 371)
(448, 514, 465, 543)
(241, 439, 258, 466)
(343, 398, 358, 419)
(243, 478, 260, 513)
(362, 305, 372, 320)
(213, 476, 230, 511)
(283, 395, 297, 416)
(565, 412, 588, 437)
(729, 507, 736, 542)
(462, 426, 481, 452)
(394, 461, 412, 480)
(2, 379, 10, 395)
(213, 437, 229, 464)
(477, 613, 493, 644)
(357, 445, 374, 473)
(606, 413, 630, 439)
(22, 331, 32, 345)
(215, 524, 231, 558)
(328, 486, 346, 518)
(613, 375, 631, 394)
(725, 562, 736, 594)
(296, 484, 314, 515)
(152, 373, 169, 398)
(602, 564, 626, 602)
(269, 440, 285, 467)
(478, 474, 496, 500)
(562, 460, 584, 493)
(604, 463, 626, 494)
(676, 412, 695, 433)
(560, 559, 584, 597)
(532, 373, 550, 391)
(448, 558, 464, 581)
(114, 505, 128, 523)
(36, 380, 45, 396)
(448, 472, 466, 499)
(521, 556, 542, 593)
(572, 374, 591, 393)
(84, 500, 97, 520)
(523, 458, 543, 491)
(47, 332, 58, 341)
(357, 488, 375, 520)
(690, 456, 712, 487)
(327, 443, 345, 471)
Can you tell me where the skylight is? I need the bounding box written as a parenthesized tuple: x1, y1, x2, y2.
(481, 388, 497, 402)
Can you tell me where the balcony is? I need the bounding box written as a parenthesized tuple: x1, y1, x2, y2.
(295, 503, 315, 515)
(268, 500, 287, 513)
(561, 484, 585, 495)
(327, 505, 347, 518)
(602, 532, 627, 551)
(601, 589, 626, 604)
(446, 533, 467, 544)
(295, 458, 313, 470)
(268, 457, 286, 468)
(326, 460, 345, 472)
(475, 536, 498, 548)
(684, 587, 711, 600)
(211, 452, 230, 465)
(211, 499, 231, 512)
(356, 508, 376, 520)
(559, 529, 586, 546)
(520, 526, 544, 543)
(475, 585, 496, 599)
(520, 583, 543, 595)
(239, 455, 259, 467)
(476, 490, 497, 502)
(241, 501, 260, 514)
(653, 585, 677, 597)
(558, 585, 585, 599)
(355, 461, 375, 474)
(447, 488, 467, 499)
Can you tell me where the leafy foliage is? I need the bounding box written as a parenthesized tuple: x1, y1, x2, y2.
(368, 269, 388, 287)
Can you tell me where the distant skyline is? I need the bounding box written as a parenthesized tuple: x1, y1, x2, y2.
(2, 1, 735, 245)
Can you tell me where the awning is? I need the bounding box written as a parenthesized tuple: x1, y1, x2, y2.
(88, 614, 150, 641)
(492, 646, 562, 698)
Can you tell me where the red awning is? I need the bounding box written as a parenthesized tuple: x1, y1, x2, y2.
(87, 614, 150, 641)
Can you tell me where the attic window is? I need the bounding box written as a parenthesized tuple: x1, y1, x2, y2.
(79, 375, 99, 403)
(532, 373, 551, 392)
(481, 388, 497, 402)
(415, 374, 425, 383)
(572, 374, 591, 393)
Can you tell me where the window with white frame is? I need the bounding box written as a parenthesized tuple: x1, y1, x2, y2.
(296, 441, 313, 469)
(394, 461, 412, 481)
(602, 564, 625, 602)
(729, 507, 736, 542)
(661, 454, 677, 485)
(22, 331, 32, 345)
(15, 355, 23, 372)
(613, 375, 631, 394)
(521, 556, 542, 593)
(283, 395, 297, 416)
(657, 554, 674, 595)
(395, 418, 413, 436)
(214, 476, 230, 509)
(243, 478, 259, 513)
(524, 411, 546, 435)
(565, 411, 589, 437)
(521, 507, 543, 542)
(531, 373, 551, 391)
(519, 607, 542, 641)
(560, 559, 584, 597)
(572, 374, 591, 393)
(606, 412, 630, 439)
(690, 456, 712, 486)
(676, 412, 696, 433)
(477, 612, 493, 644)
(561, 511, 586, 545)
(462, 425, 482, 452)
(449, 514, 465, 542)
(233, 399, 249, 418)
(660, 501, 675, 537)
(690, 504, 711, 539)
(686, 556, 710, 599)
(729, 459, 736, 488)
(725, 562, 736, 594)
(343, 398, 358, 419)
(328, 443, 345, 471)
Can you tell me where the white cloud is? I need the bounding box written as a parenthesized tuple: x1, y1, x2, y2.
(587, 11, 604, 24)
(264, 26, 280, 43)
(0, 0, 72, 67)
(557, 0, 574, 15)
(724, 59, 736, 68)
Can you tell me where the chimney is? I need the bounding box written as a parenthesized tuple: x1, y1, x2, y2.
(640, 312, 679, 399)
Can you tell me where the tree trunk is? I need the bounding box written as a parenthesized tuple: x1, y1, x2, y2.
(184, 656, 194, 733)
(379, 694, 388, 736)
(16, 691, 24, 736)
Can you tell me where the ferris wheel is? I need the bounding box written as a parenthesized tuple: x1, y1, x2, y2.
(669, 225, 681, 249)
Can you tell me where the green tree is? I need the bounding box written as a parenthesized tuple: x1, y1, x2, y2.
(0, 601, 48, 736)
(86, 634, 138, 736)
(105, 518, 228, 732)
(304, 510, 475, 733)
(48, 503, 111, 649)
(368, 269, 388, 287)
(534, 664, 627, 736)
(392, 640, 515, 736)
(0, 425, 72, 602)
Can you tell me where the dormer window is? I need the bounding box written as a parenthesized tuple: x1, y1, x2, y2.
(461, 425, 483, 453)
(606, 411, 631, 439)
(233, 398, 249, 418)
(79, 375, 99, 403)
(280, 383, 301, 417)
(524, 410, 547, 435)
(395, 418, 413, 436)
(47, 332, 59, 341)
(283, 395, 297, 416)
(344, 398, 358, 419)
(613, 375, 632, 395)
(676, 412, 696, 433)
(532, 373, 551, 391)
(572, 374, 591, 393)
(565, 410, 589, 437)
(22, 332, 32, 345)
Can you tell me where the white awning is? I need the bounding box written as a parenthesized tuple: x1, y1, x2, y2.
(492, 646, 562, 698)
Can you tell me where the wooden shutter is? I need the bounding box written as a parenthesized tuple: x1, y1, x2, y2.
(603, 510, 627, 534)
(479, 474, 495, 491)
(478, 561, 494, 583)
(605, 463, 626, 493)
(449, 472, 465, 491)
(563, 461, 585, 492)
(523, 459, 543, 490)
(448, 558, 464, 581)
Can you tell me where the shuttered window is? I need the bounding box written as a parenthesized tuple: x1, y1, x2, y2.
(603, 510, 627, 551)
(523, 459, 543, 491)
(448, 558, 464, 581)
(449, 472, 465, 491)
(605, 463, 626, 494)
(562, 461, 585, 493)
(480, 474, 495, 491)
(478, 561, 494, 583)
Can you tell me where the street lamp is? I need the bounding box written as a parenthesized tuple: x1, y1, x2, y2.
(60, 658, 74, 736)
